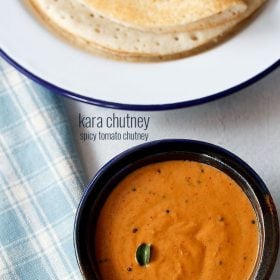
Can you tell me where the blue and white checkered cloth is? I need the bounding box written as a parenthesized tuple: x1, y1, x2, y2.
(0, 58, 85, 280)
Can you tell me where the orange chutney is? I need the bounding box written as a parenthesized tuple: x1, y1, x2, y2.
(95, 161, 259, 280)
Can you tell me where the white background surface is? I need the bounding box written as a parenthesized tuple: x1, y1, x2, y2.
(64, 67, 280, 278)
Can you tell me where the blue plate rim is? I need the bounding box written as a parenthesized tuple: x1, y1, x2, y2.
(1, 48, 279, 111)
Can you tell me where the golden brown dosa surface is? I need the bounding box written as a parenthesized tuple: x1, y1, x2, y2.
(27, 0, 266, 61)
(80, 0, 248, 32)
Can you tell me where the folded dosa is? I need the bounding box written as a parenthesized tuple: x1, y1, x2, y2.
(80, 0, 248, 32)
(27, 0, 266, 61)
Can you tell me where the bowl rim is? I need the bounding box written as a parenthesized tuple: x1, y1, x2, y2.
(74, 139, 279, 280)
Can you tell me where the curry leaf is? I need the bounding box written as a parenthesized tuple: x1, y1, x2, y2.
(136, 243, 152, 266)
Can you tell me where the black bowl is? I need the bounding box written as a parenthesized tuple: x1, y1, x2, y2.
(74, 139, 279, 280)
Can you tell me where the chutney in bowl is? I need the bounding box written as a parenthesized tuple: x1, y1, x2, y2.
(74, 140, 279, 280)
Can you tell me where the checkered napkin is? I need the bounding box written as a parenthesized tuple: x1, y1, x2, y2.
(0, 58, 85, 280)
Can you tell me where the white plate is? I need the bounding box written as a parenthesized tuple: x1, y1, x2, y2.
(0, 0, 279, 110)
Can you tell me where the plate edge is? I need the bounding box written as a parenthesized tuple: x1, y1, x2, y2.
(0, 48, 279, 111)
